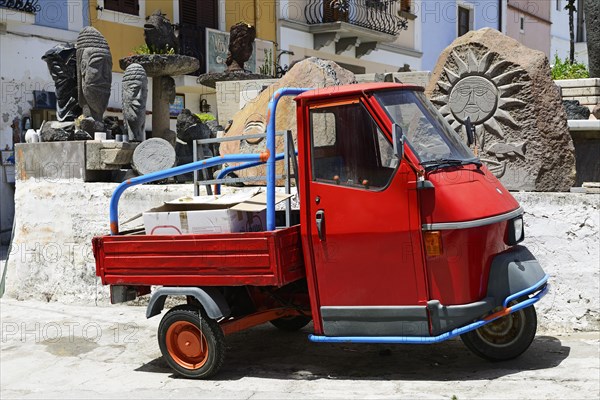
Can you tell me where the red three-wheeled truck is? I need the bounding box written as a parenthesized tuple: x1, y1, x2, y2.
(93, 83, 549, 378)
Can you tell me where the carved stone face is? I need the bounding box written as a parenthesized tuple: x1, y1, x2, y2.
(123, 79, 146, 116)
(79, 49, 112, 120)
(449, 76, 498, 124)
(122, 64, 148, 142)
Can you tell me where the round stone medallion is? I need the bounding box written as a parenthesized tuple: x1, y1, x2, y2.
(448, 75, 498, 124)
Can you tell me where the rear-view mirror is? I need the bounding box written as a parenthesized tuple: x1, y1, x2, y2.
(392, 123, 405, 160)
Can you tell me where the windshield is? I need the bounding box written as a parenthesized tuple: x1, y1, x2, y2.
(375, 90, 475, 163)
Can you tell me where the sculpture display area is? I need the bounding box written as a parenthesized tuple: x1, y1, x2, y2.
(120, 9, 198, 145)
(425, 28, 576, 192)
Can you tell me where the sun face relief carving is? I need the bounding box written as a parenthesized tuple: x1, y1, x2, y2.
(448, 76, 498, 124)
(431, 49, 528, 177)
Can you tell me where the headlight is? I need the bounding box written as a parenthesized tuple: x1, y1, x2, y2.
(507, 216, 524, 245)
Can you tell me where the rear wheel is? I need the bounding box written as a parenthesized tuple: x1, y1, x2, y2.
(461, 304, 537, 361)
(270, 315, 312, 331)
(158, 305, 225, 379)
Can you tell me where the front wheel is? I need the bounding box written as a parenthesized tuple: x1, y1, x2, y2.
(158, 305, 225, 379)
(460, 304, 537, 361)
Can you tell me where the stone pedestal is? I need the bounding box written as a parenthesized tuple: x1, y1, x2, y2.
(151, 76, 175, 142)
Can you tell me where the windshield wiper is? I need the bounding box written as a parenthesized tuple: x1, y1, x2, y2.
(421, 158, 482, 171)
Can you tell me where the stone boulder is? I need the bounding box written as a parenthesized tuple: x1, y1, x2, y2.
(563, 100, 591, 120)
(219, 57, 357, 183)
(425, 28, 576, 192)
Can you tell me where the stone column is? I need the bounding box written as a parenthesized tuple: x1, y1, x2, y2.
(152, 76, 175, 144)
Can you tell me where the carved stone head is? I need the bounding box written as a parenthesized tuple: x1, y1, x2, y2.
(76, 26, 112, 123)
(226, 22, 256, 72)
(122, 63, 148, 142)
(42, 43, 81, 121)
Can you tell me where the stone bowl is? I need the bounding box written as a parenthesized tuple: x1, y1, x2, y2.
(119, 54, 199, 77)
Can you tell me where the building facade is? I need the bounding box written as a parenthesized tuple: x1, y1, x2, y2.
(419, 0, 554, 71)
(278, 0, 422, 73)
(551, 0, 588, 65)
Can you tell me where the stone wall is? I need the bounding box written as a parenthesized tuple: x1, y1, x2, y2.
(2, 180, 598, 333)
(513, 192, 599, 333)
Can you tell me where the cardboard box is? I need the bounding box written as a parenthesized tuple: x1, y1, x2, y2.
(143, 191, 291, 235)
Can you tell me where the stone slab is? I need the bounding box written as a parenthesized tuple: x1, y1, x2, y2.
(554, 78, 600, 88)
(86, 141, 137, 171)
(561, 87, 600, 96)
(15, 142, 85, 181)
(568, 120, 600, 131)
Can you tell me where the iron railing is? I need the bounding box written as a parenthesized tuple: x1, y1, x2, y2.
(305, 0, 407, 36)
(0, 0, 40, 14)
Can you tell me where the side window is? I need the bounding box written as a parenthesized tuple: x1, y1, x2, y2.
(310, 102, 397, 190)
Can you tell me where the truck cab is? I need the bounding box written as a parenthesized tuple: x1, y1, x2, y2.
(295, 83, 546, 342)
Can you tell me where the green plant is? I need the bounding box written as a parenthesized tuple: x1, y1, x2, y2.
(551, 54, 590, 80)
(196, 113, 216, 124)
(132, 43, 175, 55)
(259, 48, 274, 77)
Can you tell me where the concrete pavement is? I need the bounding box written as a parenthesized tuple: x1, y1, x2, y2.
(1, 298, 599, 399)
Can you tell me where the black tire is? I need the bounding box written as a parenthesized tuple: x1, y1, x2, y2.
(461, 304, 537, 361)
(270, 315, 312, 331)
(158, 305, 225, 379)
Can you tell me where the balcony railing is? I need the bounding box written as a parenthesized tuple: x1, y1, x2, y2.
(0, 0, 40, 14)
(306, 0, 407, 36)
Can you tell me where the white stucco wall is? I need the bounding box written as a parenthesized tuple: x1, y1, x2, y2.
(2, 178, 598, 333)
(0, 32, 60, 149)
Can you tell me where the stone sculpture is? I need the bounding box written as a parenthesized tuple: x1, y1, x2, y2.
(174, 109, 213, 181)
(563, 100, 591, 120)
(144, 9, 178, 54)
(122, 63, 148, 142)
(41, 43, 81, 121)
(226, 22, 256, 72)
(425, 28, 576, 192)
(76, 26, 112, 129)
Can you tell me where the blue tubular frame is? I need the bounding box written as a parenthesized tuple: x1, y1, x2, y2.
(214, 152, 287, 195)
(109, 153, 265, 235)
(108, 87, 311, 235)
(309, 278, 549, 344)
(265, 88, 311, 230)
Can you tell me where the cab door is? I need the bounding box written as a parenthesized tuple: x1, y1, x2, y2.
(305, 98, 428, 337)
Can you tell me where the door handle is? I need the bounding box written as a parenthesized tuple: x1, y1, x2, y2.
(315, 210, 325, 241)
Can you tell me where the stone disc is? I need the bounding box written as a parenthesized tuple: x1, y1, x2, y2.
(131, 138, 176, 175)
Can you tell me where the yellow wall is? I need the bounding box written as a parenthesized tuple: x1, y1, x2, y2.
(89, 0, 174, 72)
(225, 0, 277, 43)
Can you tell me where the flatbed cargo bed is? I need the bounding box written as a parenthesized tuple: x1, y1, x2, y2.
(93, 225, 305, 287)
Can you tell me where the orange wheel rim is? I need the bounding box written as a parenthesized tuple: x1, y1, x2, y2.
(166, 321, 209, 369)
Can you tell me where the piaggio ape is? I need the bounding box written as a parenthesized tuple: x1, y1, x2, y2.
(93, 83, 549, 378)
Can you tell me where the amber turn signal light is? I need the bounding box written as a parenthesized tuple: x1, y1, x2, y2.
(424, 231, 443, 257)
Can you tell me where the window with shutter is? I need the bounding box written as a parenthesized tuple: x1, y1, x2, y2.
(104, 0, 139, 16)
(400, 0, 411, 13)
(180, 0, 217, 28)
